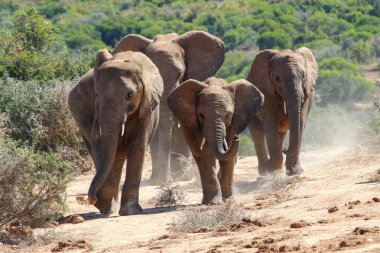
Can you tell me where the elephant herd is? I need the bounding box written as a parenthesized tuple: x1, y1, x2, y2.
(68, 31, 318, 216)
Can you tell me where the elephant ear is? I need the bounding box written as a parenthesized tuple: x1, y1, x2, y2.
(137, 53, 164, 118)
(225, 80, 264, 134)
(167, 79, 207, 130)
(296, 47, 318, 98)
(113, 34, 152, 54)
(247, 50, 278, 96)
(175, 31, 224, 81)
(94, 49, 113, 86)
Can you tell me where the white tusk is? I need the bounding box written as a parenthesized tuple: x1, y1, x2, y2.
(200, 137, 206, 150)
(223, 138, 228, 150)
(284, 101, 287, 114)
(178, 122, 181, 128)
(99, 126, 102, 136)
(121, 124, 125, 137)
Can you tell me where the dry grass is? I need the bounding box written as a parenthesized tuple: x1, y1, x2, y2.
(154, 182, 185, 208)
(170, 202, 251, 233)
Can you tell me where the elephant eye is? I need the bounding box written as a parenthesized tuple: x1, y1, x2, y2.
(126, 91, 133, 99)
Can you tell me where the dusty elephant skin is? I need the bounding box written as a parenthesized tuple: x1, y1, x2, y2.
(113, 31, 225, 183)
(167, 77, 264, 204)
(247, 47, 318, 176)
(68, 50, 163, 216)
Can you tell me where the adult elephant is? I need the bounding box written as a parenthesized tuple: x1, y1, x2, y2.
(68, 49, 163, 215)
(247, 48, 318, 176)
(167, 77, 264, 204)
(113, 31, 225, 183)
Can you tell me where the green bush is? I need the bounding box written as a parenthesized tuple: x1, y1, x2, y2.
(317, 57, 376, 105)
(0, 115, 76, 230)
(238, 134, 255, 157)
(0, 8, 92, 81)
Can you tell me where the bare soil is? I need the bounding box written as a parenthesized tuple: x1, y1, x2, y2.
(2, 146, 380, 252)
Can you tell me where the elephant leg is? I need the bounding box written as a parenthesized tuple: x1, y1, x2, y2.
(264, 122, 284, 174)
(248, 117, 269, 176)
(197, 150, 223, 205)
(149, 131, 159, 178)
(119, 139, 147, 215)
(170, 120, 191, 179)
(95, 156, 125, 215)
(149, 107, 171, 184)
(219, 158, 235, 201)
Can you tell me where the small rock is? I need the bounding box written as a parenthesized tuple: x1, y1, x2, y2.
(328, 206, 339, 213)
(373, 197, 379, 202)
(263, 238, 275, 244)
(158, 234, 169, 240)
(244, 244, 252, 248)
(339, 241, 348, 248)
(60, 214, 84, 224)
(290, 220, 308, 228)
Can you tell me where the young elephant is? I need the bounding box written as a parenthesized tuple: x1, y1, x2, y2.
(167, 77, 264, 204)
(68, 49, 163, 215)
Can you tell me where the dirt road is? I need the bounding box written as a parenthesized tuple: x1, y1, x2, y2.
(4, 146, 380, 252)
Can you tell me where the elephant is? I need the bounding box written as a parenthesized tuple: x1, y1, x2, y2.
(113, 31, 225, 183)
(68, 49, 163, 215)
(247, 47, 318, 176)
(167, 77, 264, 204)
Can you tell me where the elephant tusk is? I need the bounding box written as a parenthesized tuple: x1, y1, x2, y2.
(284, 101, 287, 114)
(99, 126, 102, 136)
(178, 122, 181, 128)
(200, 137, 206, 150)
(223, 138, 228, 151)
(121, 124, 125, 137)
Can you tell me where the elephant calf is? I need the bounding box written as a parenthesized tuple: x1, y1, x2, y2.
(69, 49, 163, 215)
(168, 77, 264, 204)
(247, 47, 318, 176)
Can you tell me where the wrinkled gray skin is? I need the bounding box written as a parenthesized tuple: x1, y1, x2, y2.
(68, 50, 163, 215)
(247, 48, 318, 176)
(113, 32, 225, 183)
(168, 78, 264, 204)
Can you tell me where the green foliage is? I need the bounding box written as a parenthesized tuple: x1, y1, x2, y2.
(0, 8, 92, 81)
(0, 115, 76, 229)
(238, 134, 255, 157)
(0, 76, 85, 155)
(317, 57, 376, 105)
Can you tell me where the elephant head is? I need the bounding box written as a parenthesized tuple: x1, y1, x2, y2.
(167, 77, 264, 161)
(248, 48, 318, 163)
(87, 49, 163, 204)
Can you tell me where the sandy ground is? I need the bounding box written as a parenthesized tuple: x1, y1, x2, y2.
(2, 146, 380, 253)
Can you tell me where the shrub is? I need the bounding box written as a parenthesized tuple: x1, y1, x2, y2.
(0, 115, 76, 230)
(154, 182, 184, 208)
(170, 202, 250, 233)
(0, 8, 92, 81)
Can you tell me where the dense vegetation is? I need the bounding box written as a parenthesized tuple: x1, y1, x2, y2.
(0, 0, 379, 232)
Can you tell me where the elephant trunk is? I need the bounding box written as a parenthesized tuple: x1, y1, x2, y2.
(88, 106, 121, 204)
(283, 83, 303, 159)
(205, 118, 239, 161)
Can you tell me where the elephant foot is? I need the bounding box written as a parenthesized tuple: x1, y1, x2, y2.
(286, 166, 304, 176)
(223, 195, 235, 203)
(285, 159, 303, 176)
(95, 198, 118, 216)
(258, 166, 269, 176)
(119, 201, 143, 216)
(202, 194, 223, 205)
